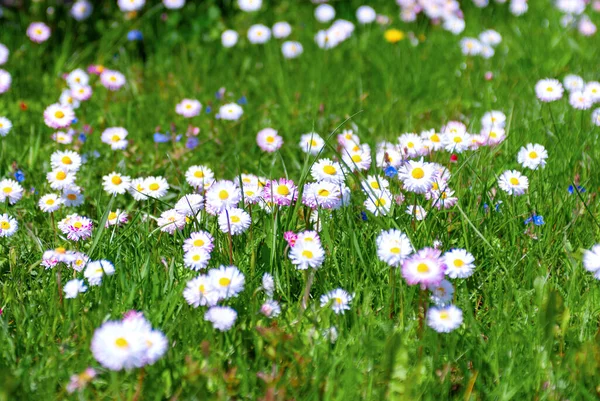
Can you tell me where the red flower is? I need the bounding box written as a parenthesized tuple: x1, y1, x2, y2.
(20, 102, 28, 111)
(450, 154, 458, 163)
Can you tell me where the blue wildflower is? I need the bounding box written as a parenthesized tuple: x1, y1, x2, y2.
(237, 96, 247, 105)
(186, 137, 199, 149)
(175, 135, 182, 143)
(525, 214, 545, 226)
(384, 166, 398, 178)
(127, 30, 143, 41)
(153, 133, 170, 143)
(494, 201, 503, 212)
(205, 106, 212, 114)
(568, 185, 586, 194)
(78, 133, 87, 143)
(360, 211, 368, 221)
(13, 170, 25, 183)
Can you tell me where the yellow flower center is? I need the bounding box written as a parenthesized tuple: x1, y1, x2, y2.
(219, 277, 231, 286)
(231, 216, 241, 223)
(417, 263, 429, 273)
(111, 135, 120, 142)
(1, 222, 9, 229)
(194, 171, 204, 178)
(46, 199, 55, 205)
(528, 151, 538, 159)
(375, 198, 386, 207)
(199, 284, 205, 294)
(453, 136, 463, 143)
(277, 185, 290, 196)
(111, 176, 122, 185)
(453, 259, 465, 267)
(67, 194, 77, 200)
(351, 154, 362, 162)
(149, 183, 159, 191)
(323, 165, 336, 175)
(411, 167, 425, 179)
(302, 250, 313, 259)
(73, 222, 82, 229)
(546, 87, 553, 92)
(370, 181, 380, 189)
(439, 311, 450, 320)
(318, 189, 330, 197)
(390, 247, 400, 254)
(310, 139, 318, 147)
(266, 136, 274, 143)
(3, 187, 12, 194)
(56, 247, 66, 253)
(431, 134, 440, 142)
(334, 297, 343, 304)
(56, 171, 67, 180)
(192, 254, 201, 261)
(407, 142, 414, 148)
(108, 212, 117, 220)
(115, 337, 129, 348)
(219, 190, 229, 200)
(55, 111, 65, 119)
(509, 177, 519, 186)
(61, 156, 72, 164)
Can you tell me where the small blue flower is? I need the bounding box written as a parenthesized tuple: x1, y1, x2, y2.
(568, 185, 586, 194)
(483, 203, 489, 212)
(237, 96, 247, 105)
(524, 216, 532, 225)
(494, 201, 503, 212)
(127, 30, 143, 41)
(186, 137, 199, 149)
(360, 211, 368, 221)
(384, 166, 398, 178)
(215, 88, 225, 100)
(71, 118, 78, 124)
(13, 170, 25, 183)
(78, 133, 87, 143)
(205, 106, 212, 114)
(153, 133, 170, 143)
(533, 215, 545, 226)
(175, 135, 182, 142)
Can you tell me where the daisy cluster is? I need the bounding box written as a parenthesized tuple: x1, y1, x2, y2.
(460, 29, 502, 58)
(555, 0, 598, 36)
(535, 75, 600, 124)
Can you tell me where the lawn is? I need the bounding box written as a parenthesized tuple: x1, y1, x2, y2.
(1, 0, 600, 400)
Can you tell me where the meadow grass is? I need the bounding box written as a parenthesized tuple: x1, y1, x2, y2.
(1, 1, 600, 400)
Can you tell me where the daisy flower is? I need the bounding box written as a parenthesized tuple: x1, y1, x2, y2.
(263, 178, 297, 206)
(364, 189, 393, 216)
(27, 22, 51, 43)
(481, 110, 506, 128)
(143, 176, 170, 199)
(342, 146, 371, 171)
(183, 231, 214, 253)
(59, 89, 80, 109)
(299, 132, 325, 155)
(0, 69, 11, 94)
(398, 159, 435, 194)
(399, 133, 425, 158)
(129, 178, 148, 201)
(311, 158, 345, 184)
(101, 127, 128, 150)
(66, 68, 89, 87)
(247, 24, 271, 44)
(427, 305, 463, 333)
(428, 188, 458, 210)
(238, 0, 262, 12)
(563, 74, 585, 92)
(361, 175, 389, 193)
(221, 30, 239, 47)
(39, 193, 63, 212)
(163, 0, 185, 9)
(405, 204, 427, 220)
(260, 300, 281, 318)
(592, 108, 600, 127)
(106, 210, 129, 227)
(184, 249, 211, 271)
(91, 321, 146, 371)
(481, 126, 506, 146)
(356, 5, 376, 24)
(535, 79, 564, 102)
(315, 3, 335, 22)
(100, 70, 126, 91)
(204, 306, 237, 331)
(460, 38, 482, 55)
(442, 129, 471, 153)
(64, 279, 87, 299)
(443, 17, 465, 35)
(420, 129, 444, 152)
(429, 279, 454, 306)
(296, 230, 321, 246)
(0, 179, 24, 205)
(498, 170, 528, 196)
(443, 249, 476, 279)
(205, 180, 241, 212)
(376, 229, 413, 267)
(0, 116, 13, 136)
(44, 104, 75, 129)
(0, 44, 8, 65)
(175, 194, 204, 216)
(256, 128, 283, 152)
(176, 99, 202, 118)
(84, 259, 115, 286)
(584, 81, 600, 102)
(185, 165, 214, 189)
(479, 29, 502, 46)
(58, 214, 93, 241)
(583, 244, 600, 279)
(0, 213, 18, 238)
(401, 247, 446, 287)
(183, 275, 219, 307)
(218, 208, 251, 235)
(52, 130, 74, 144)
(262, 273, 275, 297)
(61, 187, 85, 207)
(51, 150, 82, 172)
(71, 1, 93, 20)
(47, 169, 76, 190)
(302, 181, 341, 209)
(71, 85, 93, 101)
(70, 251, 89, 272)
(156, 209, 186, 234)
(208, 265, 245, 300)
(282, 41, 303, 59)
(273, 21, 292, 38)
(517, 143, 548, 170)
(569, 91, 593, 110)
(320, 289, 353, 314)
(218, 103, 243, 121)
(289, 240, 325, 270)
(102, 172, 131, 195)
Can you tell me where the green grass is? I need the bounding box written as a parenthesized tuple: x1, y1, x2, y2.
(1, 1, 600, 400)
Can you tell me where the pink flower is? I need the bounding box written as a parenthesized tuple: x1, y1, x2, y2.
(284, 231, 298, 247)
(401, 247, 446, 288)
(262, 178, 298, 206)
(256, 128, 283, 153)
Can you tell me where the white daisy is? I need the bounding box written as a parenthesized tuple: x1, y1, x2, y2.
(218, 208, 251, 235)
(517, 143, 548, 170)
(443, 249, 476, 279)
(427, 305, 463, 333)
(320, 288, 353, 314)
(102, 172, 131, 195)
(498, 170, 528, 196)
(376, 229, 413, 267)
